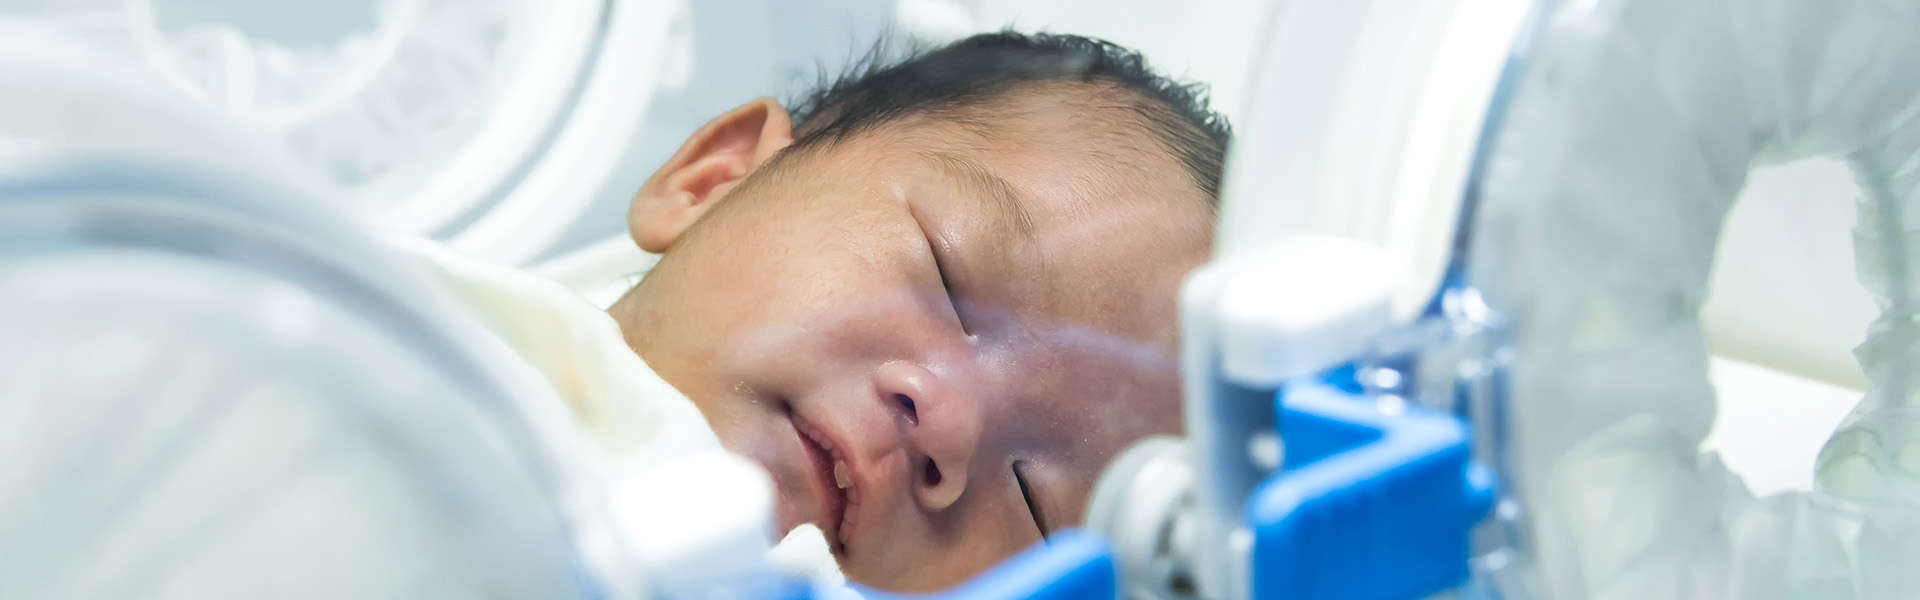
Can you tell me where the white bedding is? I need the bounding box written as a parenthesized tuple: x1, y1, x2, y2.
(391, 235, 847, 594)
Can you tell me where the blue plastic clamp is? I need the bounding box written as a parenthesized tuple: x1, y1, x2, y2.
(1247, 382, 1496, 600)
(852, 530, 1116, 600)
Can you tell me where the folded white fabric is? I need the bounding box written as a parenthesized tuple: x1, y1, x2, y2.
(386, 235, 850, 594)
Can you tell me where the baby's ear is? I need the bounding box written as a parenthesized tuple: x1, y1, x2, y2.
(630, 98, 794, 253)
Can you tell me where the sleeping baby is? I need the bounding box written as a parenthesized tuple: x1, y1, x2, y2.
(411, 30, 1231, 593)
(607, 31, 1230, 592)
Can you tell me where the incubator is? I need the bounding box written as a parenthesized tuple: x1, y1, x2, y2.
(2, 0, 1917, 598)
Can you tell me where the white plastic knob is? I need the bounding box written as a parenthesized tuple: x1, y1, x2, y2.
(1213, 235, 1398, 386)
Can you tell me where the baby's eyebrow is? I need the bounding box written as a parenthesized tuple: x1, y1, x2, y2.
(919, 151, 1038, 244)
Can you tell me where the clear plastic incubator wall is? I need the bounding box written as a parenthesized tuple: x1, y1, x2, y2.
(1206, 0, 1920, 597)
(1, 0, 1917, 598)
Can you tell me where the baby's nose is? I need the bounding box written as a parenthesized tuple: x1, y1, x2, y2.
(872, 360, 982, 512)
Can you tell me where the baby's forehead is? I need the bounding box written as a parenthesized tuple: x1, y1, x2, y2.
(792, 80, 1191, 186)
(852, 100, 1199, 216)
(811, 103, 1212, 313)
(902, 82, 1183, 165)
(802, 87, 1211, 233)
(767, 81, 1217, 271)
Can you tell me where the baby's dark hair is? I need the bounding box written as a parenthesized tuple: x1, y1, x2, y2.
(787, 31, 1233, 201)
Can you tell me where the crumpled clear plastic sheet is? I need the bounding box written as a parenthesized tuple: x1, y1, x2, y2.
(1459, 0, 1920, 597)
(1823, 103, 1920, 503)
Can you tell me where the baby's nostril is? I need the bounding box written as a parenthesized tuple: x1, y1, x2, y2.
(922, 457, 943, 487)
(894, 393, 918, 425)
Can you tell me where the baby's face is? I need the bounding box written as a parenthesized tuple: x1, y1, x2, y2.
(611, 98, 1212, 591)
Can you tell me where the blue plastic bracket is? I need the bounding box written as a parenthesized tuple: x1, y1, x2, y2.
(842, 382, 1493, 600)
(1247, 382, 1495, 600)
(853, 530, 1116, 600)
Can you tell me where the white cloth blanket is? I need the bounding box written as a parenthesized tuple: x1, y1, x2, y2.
(389, 236, 850, 595)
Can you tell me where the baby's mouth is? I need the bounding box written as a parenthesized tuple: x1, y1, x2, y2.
(790, 413, 861, 554)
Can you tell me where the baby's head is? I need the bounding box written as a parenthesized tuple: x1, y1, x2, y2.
(609, 32, 1229, 591)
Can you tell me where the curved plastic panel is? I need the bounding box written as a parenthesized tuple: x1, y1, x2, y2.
(0, 170, 594, 597)
(1215, 0, 1528, 321)
(446, 0, 676, 263)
